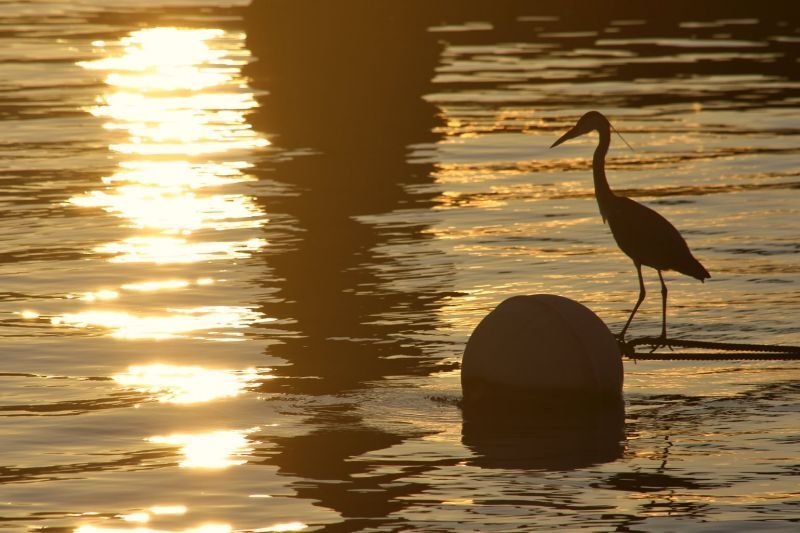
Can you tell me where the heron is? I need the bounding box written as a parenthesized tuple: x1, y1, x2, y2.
(550, 111, 709, 344)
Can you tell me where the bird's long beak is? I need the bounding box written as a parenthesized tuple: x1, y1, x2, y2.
(550, 127, 581, 148)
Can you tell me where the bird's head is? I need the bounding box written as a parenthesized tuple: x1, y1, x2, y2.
(550, 111, 610, 148)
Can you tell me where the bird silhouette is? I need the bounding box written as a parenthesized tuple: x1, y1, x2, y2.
(550, 111, 709, 344)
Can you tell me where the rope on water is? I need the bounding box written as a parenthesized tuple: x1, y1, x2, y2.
(627, 352, 800, 361)
(619, 336, 800, 361)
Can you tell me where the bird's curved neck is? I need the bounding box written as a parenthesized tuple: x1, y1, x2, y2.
(592, 125, 614, 218)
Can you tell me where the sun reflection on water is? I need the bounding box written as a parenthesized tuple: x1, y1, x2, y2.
(148, 429, 256, 468)
(49, 27, 276, 343)
(256, 523, 308, 532)
(95, 237, 266, 264)
(80, 29, 267, 158)
(52, 306, 270, 341)
(113, 364, 262, 403)
(120, 280, 191, 292)
(120, 512, 150, 523)
(76, 525, 230, 533)
(79, 289, 120, 302)
(47, 24, 300, 533)
(75, 506, 307, 533)
(105, 161, 255, 188)
(72, 186, 264, 233)
(75, 26, 268, 262)
(75, 521, 307, 533)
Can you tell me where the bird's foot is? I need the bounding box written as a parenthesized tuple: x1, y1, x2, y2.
(616, 333, 636, 359)
(648, 335, 673, 353)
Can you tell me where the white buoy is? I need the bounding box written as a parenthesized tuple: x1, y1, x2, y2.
(461, 294, 622, 404)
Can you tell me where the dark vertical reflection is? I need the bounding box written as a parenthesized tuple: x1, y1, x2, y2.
(242, 0, 800, 529)
(244, 2, 455, 529)
(246, 1, 452, 393)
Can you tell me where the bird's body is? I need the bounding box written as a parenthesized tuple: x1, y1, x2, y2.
(606, 197, 709, 280)
(551, 111, 709, 342)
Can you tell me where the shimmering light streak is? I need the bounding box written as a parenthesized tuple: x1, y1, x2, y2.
(254, 523, 308, 533)
(113, 364, 261, 403)
(121, 280, 190, 292)
(76, 525, 231, 533)
(75, 26, 268, 265)
(148, 429, 255, 468)
(95, 237, 266, 264)
(52, 306, 270, 340)
(71, 187, 264, 233)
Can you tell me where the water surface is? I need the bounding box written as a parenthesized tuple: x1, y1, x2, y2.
(1, 1, 799, 531)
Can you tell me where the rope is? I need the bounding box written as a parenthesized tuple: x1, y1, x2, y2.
(628, 352, 800, 361)
(627, 336, 800, 353)
(619, 336, 800, 361)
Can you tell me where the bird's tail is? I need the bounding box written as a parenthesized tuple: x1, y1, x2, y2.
(680, 255, 710, 282)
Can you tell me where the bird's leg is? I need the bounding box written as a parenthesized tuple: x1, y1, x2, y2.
(659, 270, 667, 340)
(650, 270, 673, 352)
(619, 263, 645, 343)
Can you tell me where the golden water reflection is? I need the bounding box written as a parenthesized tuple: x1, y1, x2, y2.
(76, 525, 230, 533)
(113, 364, 262, 403)
(56, 26, 272, 342)
(104, 161, 255, 189)
(148, 429, 256, 468)
(72, 186, 264, 233)
(115, 506, 189, 525)
(80, 289, 120, 302)
(75, 26, 268, 263)
(75, 522, 306, 533)
(256, 524, 308, 532)
(149, 506, 188, 516)
(120, 512, 150, 523)
(81, 28, 267, 156)
(95, 236, 266, 264)
(121, 280, 191, 292)
(52, 306, 270, 341)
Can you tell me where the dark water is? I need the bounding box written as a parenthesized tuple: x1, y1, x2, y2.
(1, 1, 799, 531)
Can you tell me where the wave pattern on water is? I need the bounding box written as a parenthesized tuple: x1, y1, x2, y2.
(0, 1, 798, 532)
